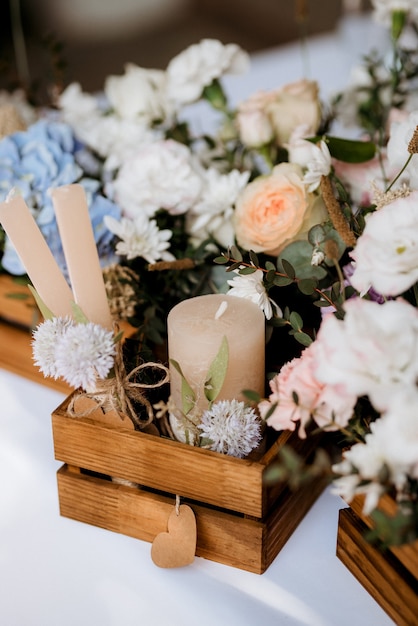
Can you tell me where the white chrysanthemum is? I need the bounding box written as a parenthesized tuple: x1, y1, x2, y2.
(188, 168, 250, 248)
(227, 268, 282, 320)
(104, 214, 174, 264)
(165, 39, 249, 107)
(54, 322, 116, 391)
(198, 399, 262, 458)
(32, 316, 74, 378)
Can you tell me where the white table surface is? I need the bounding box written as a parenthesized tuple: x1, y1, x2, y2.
(0, 13, 395, 626)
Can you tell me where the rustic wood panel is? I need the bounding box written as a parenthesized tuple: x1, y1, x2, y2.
(349, 494, 418, 580)
(337, 508, 418, 626)
(57, 463, 327, 573)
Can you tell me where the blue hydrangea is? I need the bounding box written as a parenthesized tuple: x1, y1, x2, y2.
(0, 119, 121, 275)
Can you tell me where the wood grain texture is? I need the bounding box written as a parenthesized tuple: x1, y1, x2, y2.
(337, 508, 418, 626)
(57, 464, 328, 573)
(349, 494, 418, 580)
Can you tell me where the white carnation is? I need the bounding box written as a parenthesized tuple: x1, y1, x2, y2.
(387, 110, 418, 187)
(371, 0, 418, 25)
(314, 297, 418, 412)
(350, 191, 418, 296)
(108, 140, 203, 218)
(165, 39, 249, 107)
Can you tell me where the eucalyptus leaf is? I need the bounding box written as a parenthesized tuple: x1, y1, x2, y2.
(170, 359, 196, 415)
(204, 336, 229, 403)
(230, 245, 243, 262)
(27, 285, 54, 321)
(289, 311, 303, 331)
(295, 331, 313, 347)
(278, 242, 327, 280)
(297, 278, 317, 295)
(239, 266, 257, 275)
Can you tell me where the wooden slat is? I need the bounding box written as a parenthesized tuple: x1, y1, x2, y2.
(52, 411, 267, 517)
(337, 508, 418, 626)
(57, 465, 265, 573)
(56, 463, 327, 573)
(349, 494, 418, 580)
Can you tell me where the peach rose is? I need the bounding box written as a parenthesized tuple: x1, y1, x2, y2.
(234, 163, 327, 255)
(266, 79, 321, 145)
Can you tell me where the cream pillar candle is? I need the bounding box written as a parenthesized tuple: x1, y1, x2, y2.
(167, 294, 265, 417)
(0, 193, 74, 317)
(51, 184, 113, 329)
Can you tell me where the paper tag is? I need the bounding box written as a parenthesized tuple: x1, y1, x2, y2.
(151, 504, 197, 568)
(71, 395, 134, 429)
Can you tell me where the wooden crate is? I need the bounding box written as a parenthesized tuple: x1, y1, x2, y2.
(337, 495, 418, 625)
(52, 393, 327, 573)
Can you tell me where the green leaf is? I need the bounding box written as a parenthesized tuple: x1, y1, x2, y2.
(265, 261, 277, 272)
(249, 250, 259, 266)
(281, 258, 296, 279)
(297, 278, 317, 295)
(308, 224, 326, 246)
(294, 331, 313, 347)
(214, 255, 229, 265)
(242, 389, 261, 403)
(71, 302, 90, 324)
(204, 336, 229, 403)
(170, 359, 196, 415)
(27, 285, 54, 321)
(278, 242, 327, 280)
(325, 136, 376, 163)
(273, 275, 293, 287)
(289, 311, 303, 331)
(230, 245, 243, 262)
(239, 266, 257, 275)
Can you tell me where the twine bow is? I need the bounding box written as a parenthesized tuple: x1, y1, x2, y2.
(68, 339, 170, 429)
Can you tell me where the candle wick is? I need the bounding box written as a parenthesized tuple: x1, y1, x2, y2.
(215, 300, 228, 320)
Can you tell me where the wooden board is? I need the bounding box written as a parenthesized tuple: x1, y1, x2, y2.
(57, 463, 328, 574)
(337, 508, 418, 626)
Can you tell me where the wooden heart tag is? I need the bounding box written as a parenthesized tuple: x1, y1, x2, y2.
(151, 504, 197, 568)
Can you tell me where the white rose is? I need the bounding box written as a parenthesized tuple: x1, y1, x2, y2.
(266, 79, 321, 145)
(165, 39, 249, 107)
(108, 139, 203, 218)
(350, 191, 418, 296)
(314, 297, 418, 412)
(104, 63, 167, 123)
(236, 91, 275, 148)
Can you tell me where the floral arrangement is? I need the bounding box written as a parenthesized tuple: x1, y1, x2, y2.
(1, 0, 418, 545)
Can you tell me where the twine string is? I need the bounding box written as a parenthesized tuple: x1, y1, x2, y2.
(68, 339, 170, 429)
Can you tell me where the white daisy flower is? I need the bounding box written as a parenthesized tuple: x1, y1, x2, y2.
(104, 214, 175, 264)
(227, 268, 282, 320)
(198, 399, 262, 458)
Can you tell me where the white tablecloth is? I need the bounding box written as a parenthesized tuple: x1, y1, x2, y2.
(0, 13, 395, 626)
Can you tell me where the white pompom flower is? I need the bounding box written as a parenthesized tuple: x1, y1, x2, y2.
(198, 399, 262, 458)
(32, 316, 74, 379)
(54, 322, 116, 391)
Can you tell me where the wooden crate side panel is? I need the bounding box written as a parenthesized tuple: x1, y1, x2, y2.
(349, 494, 418, 580)
(52, 413, 265, 517)
(337, 508, 418, 626)
(57, 465, 265, 573)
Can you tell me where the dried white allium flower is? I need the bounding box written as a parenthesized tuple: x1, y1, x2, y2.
(32, 316, 74, 378)
(198, 399, 262, 458)
(54, 321, 115, 390)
